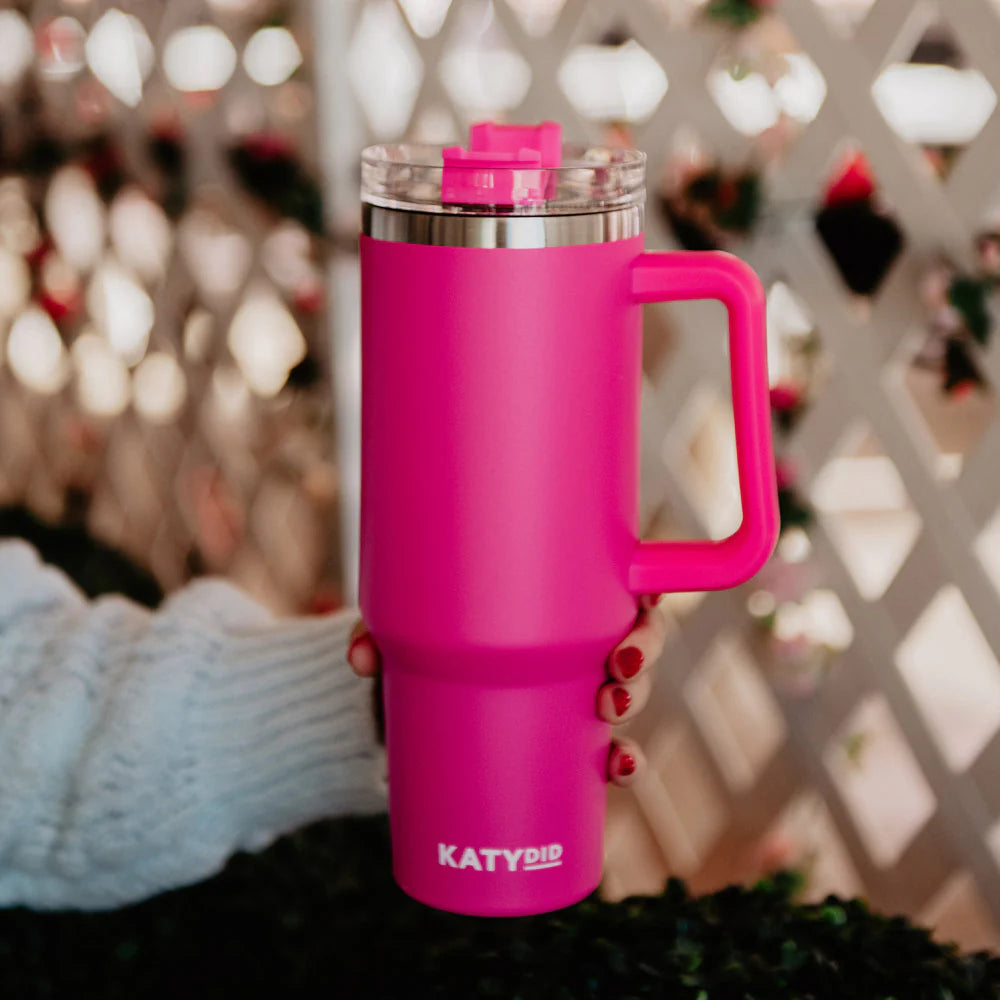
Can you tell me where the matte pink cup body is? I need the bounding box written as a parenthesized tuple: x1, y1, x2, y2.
(359, 231, 777, 916)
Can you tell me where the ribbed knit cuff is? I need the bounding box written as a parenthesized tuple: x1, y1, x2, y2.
(189, 605, 388, 854)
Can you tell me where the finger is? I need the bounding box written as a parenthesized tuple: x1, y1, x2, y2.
(347, 634, 378, 677)
(608, 604, 668, 683)
(597, 670, 653, 724)
(347, 625, 380, 678)
(607, 737, 646, 787)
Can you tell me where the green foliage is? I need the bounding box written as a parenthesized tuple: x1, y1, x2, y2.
(716, 172, 762, 234)
(685, 168, 762, 236)
(943, 335, 987, 396)
(778, 484, 813, 531)
(948, 276, 993, 345)
(228, 137, 325, 235)
(0, 815, 995, 998)
(704, 0, 765, 28)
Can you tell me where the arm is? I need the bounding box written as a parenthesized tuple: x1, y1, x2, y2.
(0, 540, 386, 911)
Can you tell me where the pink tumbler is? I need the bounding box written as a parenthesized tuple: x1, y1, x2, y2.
(359, 122, 778, 917)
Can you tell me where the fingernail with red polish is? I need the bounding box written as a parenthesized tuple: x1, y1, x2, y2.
(348, 635, 367, 660)
(617, 752, 636, 777)
(612, 686, 631, 717)
(614, 646, 643, 679)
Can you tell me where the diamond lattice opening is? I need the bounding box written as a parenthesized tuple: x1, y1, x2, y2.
(751, 578, 855, 699)
(896, 585, 1000, 773)
(670, 389, 740, 540)
(640, 412, 706, 622)
(917, 869, 1000, 954)
(811, 0, 877, 37)
(134, 352, 187, 425)
(558, 26, 667, 124)
(46, 166, 106, 274)
(37, 15, 86, 80)
(602, 793, 670, 902)
(767, 279, 828, 423)
(251, 475, 323, 610)
(243, 26, 303, 87)
(887, 329, 996, 481)
(410, 105, 459, 144)
(0, 10, 34, 87)
(811, 425, 920, 600)
(639, 720, 729, 877)
(824, 693, 936, 868)
(227, 283, 307, 398)
(763, 789, 864, 902)
(976, 507, 1000, 598)
(685, 633, 787, 792)
(109, 188, 172, 286)
(664, 369, 739, 542)
(707, 18, 826, 138)
(163, 25, 238, 93)
(502, 0, 566, 37)
(348, 0, 424, 138)
(179, 206, 252, 306)
(398, 0, 453, 38)
(85, 10, 154, 108)
(440, 0, 531, 120)
(871, 13, 997, 179)
(815, 142, 904, 297)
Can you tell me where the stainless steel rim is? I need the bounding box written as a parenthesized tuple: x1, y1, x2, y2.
(362, 203, 644, 247)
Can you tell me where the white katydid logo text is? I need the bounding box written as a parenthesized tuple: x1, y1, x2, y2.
(437, 843, 563, 872)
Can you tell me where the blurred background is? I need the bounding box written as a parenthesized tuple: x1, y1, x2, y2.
(2, 0, 1000, 955)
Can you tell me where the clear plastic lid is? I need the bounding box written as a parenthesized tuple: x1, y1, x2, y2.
(361, 132, 645, 217)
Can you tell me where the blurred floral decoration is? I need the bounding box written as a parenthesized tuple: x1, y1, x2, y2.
(704, 0, 775, 29)
(742, 284, 854, 701)
(0, 4, 340, 614)
(815, 149, 904, 297)
(918, 234, 1000, 398)
(229, 132, 325, 238)
(4, 112, 188, 330)
(659, 159, 762, 252)
(748, 463, 836, 702)
(775, 455, 812, 533)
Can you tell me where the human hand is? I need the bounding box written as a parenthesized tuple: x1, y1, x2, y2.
(347, 592, 666, 787)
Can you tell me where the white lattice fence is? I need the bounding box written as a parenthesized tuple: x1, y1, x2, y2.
(320, 0, 1000, 949)
(0, 0, 343, 614)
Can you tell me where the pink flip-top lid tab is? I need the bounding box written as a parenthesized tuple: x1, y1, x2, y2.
(441, 121, 562, 206)
(468, 121, 562, 168)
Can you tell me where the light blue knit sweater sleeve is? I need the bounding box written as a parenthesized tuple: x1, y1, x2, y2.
(0, 539, 387, 911)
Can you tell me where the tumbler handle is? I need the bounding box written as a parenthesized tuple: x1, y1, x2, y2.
(628, 251, 778, 593)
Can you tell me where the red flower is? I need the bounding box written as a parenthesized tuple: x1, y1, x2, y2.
(717, 179, 738, 211)
(25, 236, 53, 269)
(82, 142, 122, 184)
(770, 382, 803, 413)
(293, 281, 325, 314)
(824, 150, 875, 207)
(242, 132, 294, 160)
(38, 290, 81, 325)
(151, 120, 184, 145)
(775, 457, 798, 490)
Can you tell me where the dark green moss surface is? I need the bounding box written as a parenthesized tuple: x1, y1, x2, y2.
(0, 815, 996, 999)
